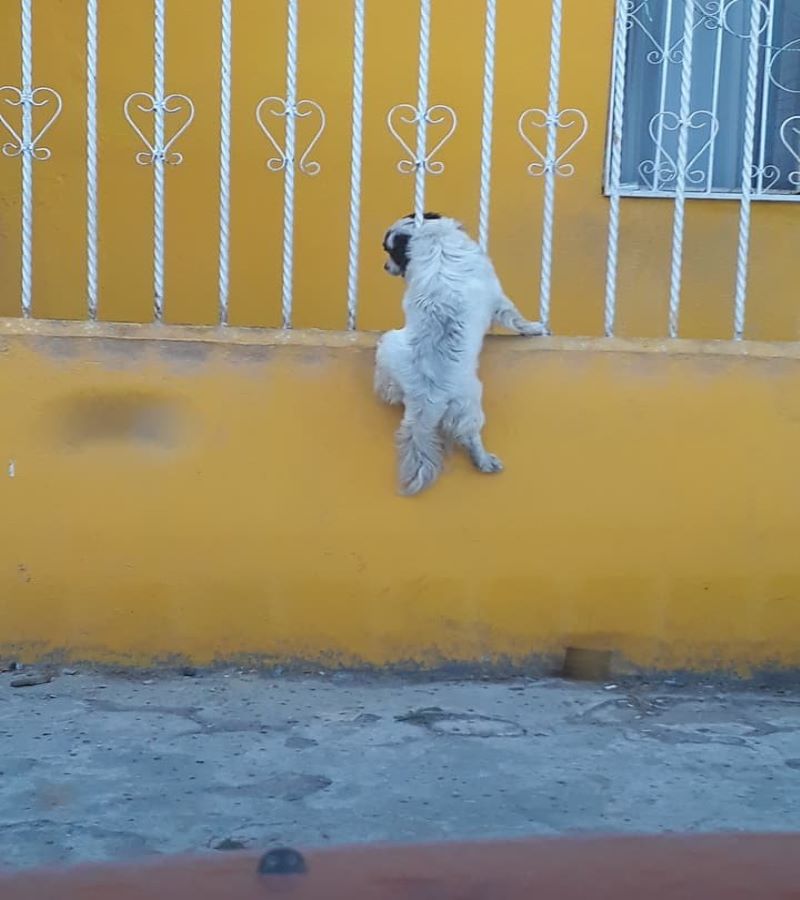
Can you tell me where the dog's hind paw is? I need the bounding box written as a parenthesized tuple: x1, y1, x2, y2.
(398, 454, 442, 495)
(476, 453, 504, 474)
(400, 472, 435, 495)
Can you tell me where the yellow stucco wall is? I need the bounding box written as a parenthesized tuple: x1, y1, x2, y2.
(1, 3, 798, 673)
(1, 321, 800, 673)
(1, 1, 798, 339)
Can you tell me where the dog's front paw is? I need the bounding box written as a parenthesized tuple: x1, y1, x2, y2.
(375, 374, 404, 406)
(518, 320, 546, 337)
(476, 453, 504, 474)
(379, 382, 404, 406)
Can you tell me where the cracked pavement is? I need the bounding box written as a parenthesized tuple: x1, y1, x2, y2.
(1, 669, 799, 869)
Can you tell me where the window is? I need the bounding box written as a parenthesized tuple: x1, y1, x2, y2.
(606, 0, 800, 199)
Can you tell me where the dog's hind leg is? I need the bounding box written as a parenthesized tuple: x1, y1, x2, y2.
(442, 388, 503, 475)
(396, 400, 447, 495)
(493, 294, 546, 336)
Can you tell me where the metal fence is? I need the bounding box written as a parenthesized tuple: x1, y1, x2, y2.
(0, 0, 795, 339)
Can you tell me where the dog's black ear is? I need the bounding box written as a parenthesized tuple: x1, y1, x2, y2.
(387, 232, 411, 275)
(382, 229, 392, 251)
(403, 211, 442, 221)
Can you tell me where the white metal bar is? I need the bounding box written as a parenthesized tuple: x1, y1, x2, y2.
(667, 0, 696, 339)
(756, 0, 776, 194)
(280, 0, 298, 328)
(20, 0, 33, 318)
(86, 0, 99, 320)
(604, 0, 630, 338)
(733, 0, 763, 340)
(653, 0, 675, 191)
(538, 0, 563, 333)
(705, 0, 725, 193)
(608, 187, 800, 203)
(218, 0, 232, 325)
(153, 0, 166, 323)
(346, 0, 366, 330)
(413, 0, 431, 225)
(477, 0, 496, 251)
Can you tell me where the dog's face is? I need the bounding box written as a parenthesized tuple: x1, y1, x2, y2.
(382, 212, 442, 277)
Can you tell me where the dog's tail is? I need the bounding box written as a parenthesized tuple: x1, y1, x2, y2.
(396, 401, 446, 496)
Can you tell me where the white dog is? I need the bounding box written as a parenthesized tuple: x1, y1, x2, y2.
(376, 212, 545, 496)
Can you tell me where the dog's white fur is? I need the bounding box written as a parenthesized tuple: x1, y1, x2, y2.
(376, 214, 545, 495)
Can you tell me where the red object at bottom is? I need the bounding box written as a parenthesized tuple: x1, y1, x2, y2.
(1, 834, 799, 899)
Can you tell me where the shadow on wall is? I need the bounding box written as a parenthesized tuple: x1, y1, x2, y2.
(43, 391, 188, 452)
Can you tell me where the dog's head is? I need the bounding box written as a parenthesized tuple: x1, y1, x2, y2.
(382, 212, 443, 277)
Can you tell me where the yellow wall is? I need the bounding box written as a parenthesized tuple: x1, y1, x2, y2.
(1, 1, 798, 339)
(2, 321, 800, 673)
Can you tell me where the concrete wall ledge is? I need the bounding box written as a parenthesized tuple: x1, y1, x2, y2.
(3, 317, 800, 360)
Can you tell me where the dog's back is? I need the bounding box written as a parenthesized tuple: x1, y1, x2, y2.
(401, 218, 496, 393)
